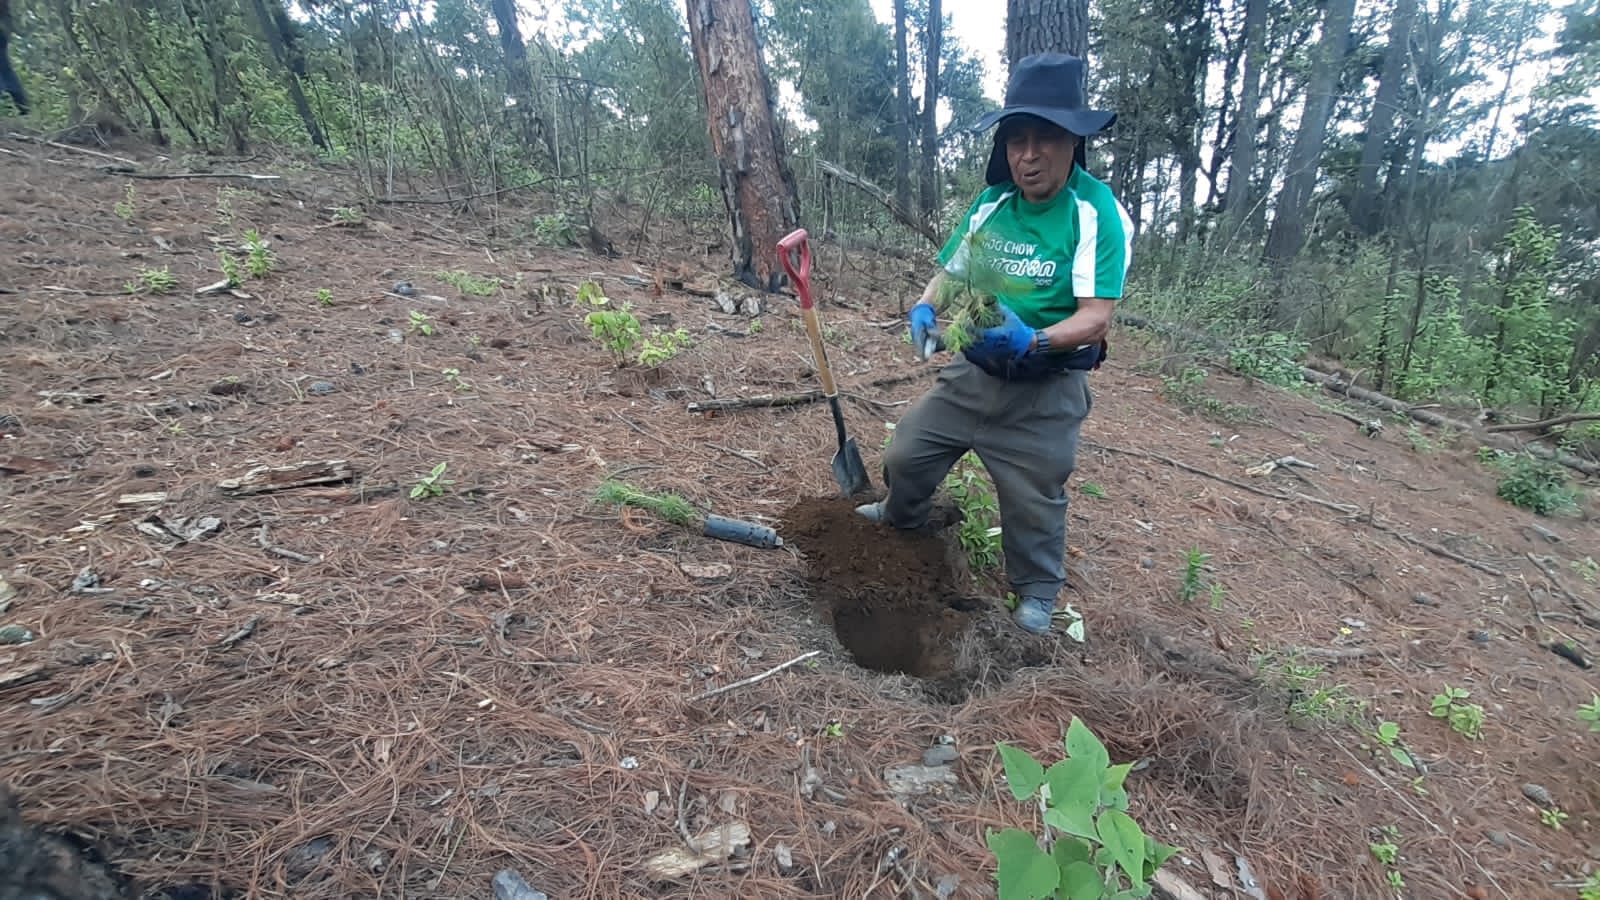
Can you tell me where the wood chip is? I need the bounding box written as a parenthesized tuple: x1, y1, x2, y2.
(218, 459, 355, 496)
(645, 823, 751, 879)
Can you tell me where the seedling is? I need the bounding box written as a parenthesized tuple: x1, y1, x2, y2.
(243, 229, 274, 278)
(1578, 694, 1600, 732)
(1429, 685, 1484, 740)
(638, 327, 693, 367)
(1208, 582, 1225, 610)
(114, 184, 136, 221)
(219, 252, 244, 287)
(932, 229, 1031, 352)
(1540, 807, 1568, 830)
(988, 717, 1181, 899)
(1579, 872, 1600, 900)
(1079, 482, 1106, 498)
(408, 310, 435, 336)
(315, 288, 333, 307)
(1179, 546, 1211, 603)
(1372, 721, 1417, 770)
(125, 266, 177, 295)
(1368, 825, 1404, 894)
(823, 721, 845, 739)
(944, 452, 1001, 572)
(441, 368, 471, 392)
(1573, 557, 1599, 584)
(436, 269, 500, 297)
(410, 462, 452, 499)
(331, 206, 365, 226)
(593, 479, 696, 527)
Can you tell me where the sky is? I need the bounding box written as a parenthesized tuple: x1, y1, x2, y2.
(862, 0, 1010, 103)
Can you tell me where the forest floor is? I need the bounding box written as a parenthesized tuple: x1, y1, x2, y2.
(2, 133, 1599, 900)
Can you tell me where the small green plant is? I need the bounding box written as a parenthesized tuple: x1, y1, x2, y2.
(1480, 449, 1581, 516)
(1405, 425, 1434, 454)
(988, 717, 1181, 899)
(243, 229, 274, 278)
(437, 269, 500, 297)
(441, 368, 471, 392)
(315, 288, 333, 307)
(1227, 332, 1309, 389)
(410, 462, 452, 499)
(747, 318, 763, 335)
(1578, 871, 1600, 900)
(1079, 482, 1106, 499)
(1578, 694, 1600, 732)
(113, 184, 136, 221)
(219, 251, 243, 287)
(1368, 825, 1404, 893)
(639, 327, 693, 367)
(1207, 582, 1225, 610)
(933, 229, 1031, 352)
(1540, 807, 1569, 830)
(823, 720, 845, 739)
(1572, 557, 1599, 584)
(1372, 721, 1417, 770)
(124, 266, 177, 295)
(331, 206, 365, 226)
(531, 212, 578, 246)
(408, 310, 435, 336)
(593, 479, 697, 526)
(1160, 366, 1255, 423)
(1255, 652, 1360, 723)
(1179, 547, 1211, 603)
(944, 452, 1001, 572)
(1429, 685, 1484, 740)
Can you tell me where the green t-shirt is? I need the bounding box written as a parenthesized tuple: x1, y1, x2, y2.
(935, 166, 1134, 329)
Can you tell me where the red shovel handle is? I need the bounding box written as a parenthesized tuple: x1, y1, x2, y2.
(777, 228, 813, 310)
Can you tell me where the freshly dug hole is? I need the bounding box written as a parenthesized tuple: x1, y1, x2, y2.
(779, 497, 973, 679)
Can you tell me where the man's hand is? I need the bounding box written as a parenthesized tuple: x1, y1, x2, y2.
(908, 303, 940, 360)
(967, 304, 1035, 363)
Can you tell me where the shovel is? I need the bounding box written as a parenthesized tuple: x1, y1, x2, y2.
(777, 228, 873, 497)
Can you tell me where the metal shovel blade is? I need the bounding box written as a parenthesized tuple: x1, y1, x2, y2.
(833, 436, 871, 497)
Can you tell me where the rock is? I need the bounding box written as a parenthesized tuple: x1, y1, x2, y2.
(883, 764, 958, 800)
(1468, 629, 1491, 643)
(1521, 783, 1554, 808)
(0, 624, 35, 645)
(70, 568, 102, 593)
(393, 281, 417, 296)
(1140, 557, 1156, 570)
(308, 381, 336, 395)
(1486, 830, 1510, 848)
(935, 875, 961, 899)
(1412, 592, 1438, 607)
(921, 745, 959, 767)
(284, 837, 333, 882)
(492, 869, 548, 900)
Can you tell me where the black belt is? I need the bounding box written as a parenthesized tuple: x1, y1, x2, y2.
(965, 341, 1105, 381)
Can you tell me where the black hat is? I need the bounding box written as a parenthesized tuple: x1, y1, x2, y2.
(975, 53, 1116, 186)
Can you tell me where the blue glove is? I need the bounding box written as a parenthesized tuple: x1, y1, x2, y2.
(908, 303, 940, 359)
(966, 304, 1036, 364)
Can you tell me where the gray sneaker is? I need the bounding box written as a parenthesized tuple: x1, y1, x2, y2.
(854, 501, 886, 523)
(1012, 596, 1055, 634)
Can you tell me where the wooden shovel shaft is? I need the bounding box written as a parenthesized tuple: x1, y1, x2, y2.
(799, 304, 839, 398)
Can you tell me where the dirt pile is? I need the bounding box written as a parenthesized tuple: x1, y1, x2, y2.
(778, 497, 972, 677)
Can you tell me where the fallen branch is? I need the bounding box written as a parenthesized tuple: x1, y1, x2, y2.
(816, 158, 942, 248)
(7, 131, 137, 165)
(1526, 553, 1600, 628)
(217, 615, 260, 650)
(690, 650, 821, 701)
(218, 459, 355, 496)
(96, 165, 281, 181)
(687, 368, 936, 414)
(707, 443, 770, 472)
(1083, 442, 1359, 514)
(1487, 412, 1600, 433)
(1367, 522, 1504, 577)
(254, 525, 317, 564)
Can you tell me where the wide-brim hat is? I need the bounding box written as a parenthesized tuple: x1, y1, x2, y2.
(975, 52, 1117, 186)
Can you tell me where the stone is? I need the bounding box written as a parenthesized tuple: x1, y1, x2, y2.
(921, 744, 959, 767)
(492, 869, 548, 900)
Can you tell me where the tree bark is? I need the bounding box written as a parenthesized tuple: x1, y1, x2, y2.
(1262, 0, 1355, 271)
(1006, 0, 1088, 65)
(685, 0, 802, 291)
(0, 0, 28, 114)
(248, 0, 328, 149)
(489, 0, 554, 162)
(1219, 0, 1266, 245)
(180, 0, 248, 153)
(892, 0, 914, 214)
(919, 0, 942, 220)
(1349, 0, 1416, 235)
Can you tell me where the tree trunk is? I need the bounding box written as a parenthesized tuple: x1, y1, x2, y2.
(1262, 0, 1355, 270)
(1219, 0, 1266, 245)
(892, 0, 914, 214)
(685, 0, 802, 291)
(248, 0, 328, 149)
(180, 0, 248, 153)
(1006, 0, 1088, 65)
(489, 0, 555, 163)
(0, 0, 28, 114)
(1349, 0, 1416, 235)
(1480, 3, 1537, 163)
(919, 0, 942, 220)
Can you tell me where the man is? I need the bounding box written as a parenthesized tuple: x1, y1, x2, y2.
(857, 52, 1134, 635)
(0, 0, 26, 115)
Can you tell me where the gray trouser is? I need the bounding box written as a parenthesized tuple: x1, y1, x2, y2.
(881, 355, 1092, 600)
